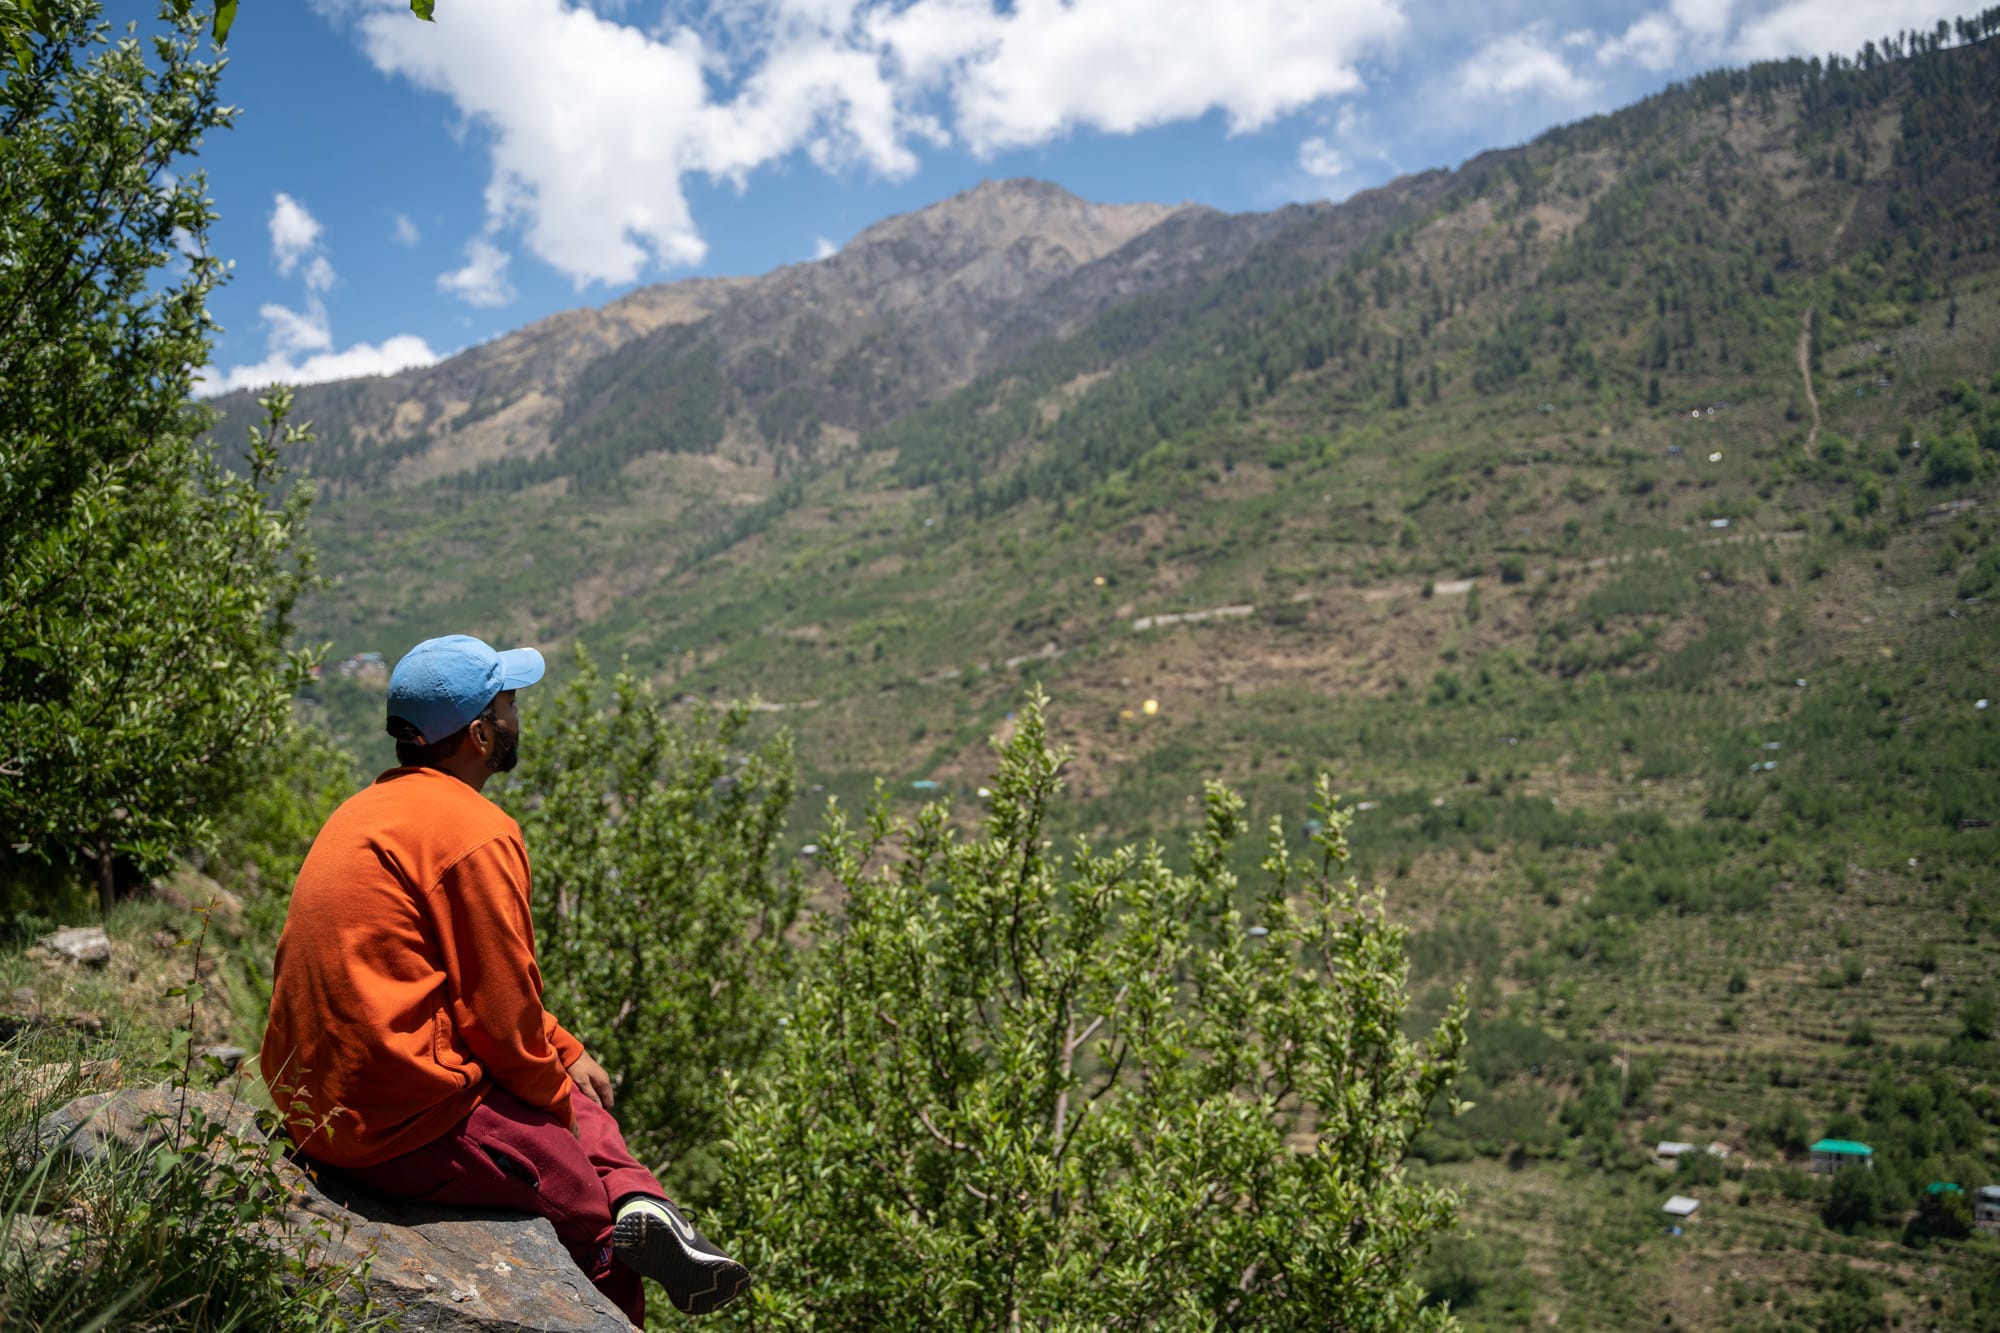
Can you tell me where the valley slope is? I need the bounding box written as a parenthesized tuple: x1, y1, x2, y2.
(256, 24, 2000, 1330)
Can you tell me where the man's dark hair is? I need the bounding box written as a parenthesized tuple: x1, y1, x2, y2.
(388, 700, 499, 769)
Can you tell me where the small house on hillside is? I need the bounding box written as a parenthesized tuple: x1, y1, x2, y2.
(1655, 1141, 1696, 1168)
(1664, 1184, 1696, 1232)
(1976, 1186, 2000, 1236)
(1809, 1139, 1874, 1173)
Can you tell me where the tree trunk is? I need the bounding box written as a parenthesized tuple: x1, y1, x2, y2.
(97, 836, 115, 916)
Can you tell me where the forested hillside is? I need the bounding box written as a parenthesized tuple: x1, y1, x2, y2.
(268, 19, 2000, 1327)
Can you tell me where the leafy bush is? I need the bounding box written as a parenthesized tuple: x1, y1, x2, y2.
(720, 695, 1467, 1330)
(506, 648, 800, 1195)
(1960, 546, 2000, 600)
(1417, 1233, 1536, 1320)
(0, 5, 317, 909)
(207, 716, 361, 935)
(1925, 432, 1980, 488)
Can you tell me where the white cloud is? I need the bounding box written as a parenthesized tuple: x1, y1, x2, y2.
(302, 254, 336, 294)
(1298, 136, 1347, 181)
(352, 1, 719, 281)
(437, 237, 517, 307)
(206, 186, 437, 395)
(1731, 0, 1964, 61)
(261, 300, 333, 357)
(880, 0, 1402, 154)
(269, 193, 325, 278)
(1599, 14, 1684, 70)
(1457, 27, 1597, 101)
(203, 291, 436, 397)
(391, 211, 422, 246)
(1671, 0, 1739, 40)
(333, 0, 1407, 287)
(198, 333, 441, 396)
(270, 193, 336, 295)
(1599, 0, 1964, 72)
(813, 235, 838, 260)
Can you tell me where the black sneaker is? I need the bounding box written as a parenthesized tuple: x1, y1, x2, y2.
(611, 1197, 751, 1316)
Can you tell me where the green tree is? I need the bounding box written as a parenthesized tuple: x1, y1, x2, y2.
(0, 1, 317, 912)
(1822, 1165, 1886, 1233)
(505, 648, 800, 1196)
(1908, 1186, 1973, 1242)
(721, 695, 1467, 1330)
(1963, 987, 1996, 1042)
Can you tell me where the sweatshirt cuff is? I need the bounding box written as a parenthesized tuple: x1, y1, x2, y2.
(548, 1021, 586, 1068)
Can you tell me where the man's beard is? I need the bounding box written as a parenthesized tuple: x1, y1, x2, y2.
(488, 726, 520, 774)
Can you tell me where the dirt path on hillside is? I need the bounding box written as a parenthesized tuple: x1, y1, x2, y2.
(1794, 189, 1862, 458)
(1796, 307, 1822, 455)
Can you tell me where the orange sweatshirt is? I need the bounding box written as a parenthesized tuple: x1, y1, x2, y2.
(260, 766, 584, 1167)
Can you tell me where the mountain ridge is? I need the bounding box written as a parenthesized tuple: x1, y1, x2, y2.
(208, 177, 1234, 493)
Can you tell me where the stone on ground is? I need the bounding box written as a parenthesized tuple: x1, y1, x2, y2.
(34, 926, 110, 966)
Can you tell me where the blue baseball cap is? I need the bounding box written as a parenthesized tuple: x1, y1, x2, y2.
(386, 634, 545, 745)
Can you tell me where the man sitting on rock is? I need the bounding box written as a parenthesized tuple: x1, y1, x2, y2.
(260, 634, 749, 1323)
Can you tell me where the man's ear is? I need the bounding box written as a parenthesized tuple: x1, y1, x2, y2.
(466, 714, 493, 757)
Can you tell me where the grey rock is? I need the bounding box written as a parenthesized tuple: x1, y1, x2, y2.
(36, 1087, 631, 1333)
(36, 926, 110, 965)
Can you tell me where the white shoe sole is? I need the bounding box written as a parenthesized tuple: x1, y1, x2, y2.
(612, 1206, 751, 1316)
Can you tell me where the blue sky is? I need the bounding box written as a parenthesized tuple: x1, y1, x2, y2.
(126, 0, 1965, 394)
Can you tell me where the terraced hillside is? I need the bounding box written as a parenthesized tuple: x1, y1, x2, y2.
(290, 23, 2000, 1329)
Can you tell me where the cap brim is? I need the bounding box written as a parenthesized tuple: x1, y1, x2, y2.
(496, 646, 546, 690)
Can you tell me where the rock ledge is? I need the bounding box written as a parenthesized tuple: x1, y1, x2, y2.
(34, 1086, 629, 1332)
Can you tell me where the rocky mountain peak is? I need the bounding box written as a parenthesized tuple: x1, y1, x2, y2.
(839, 176, 1186, 274)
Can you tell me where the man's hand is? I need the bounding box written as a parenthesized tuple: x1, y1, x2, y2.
(566, 1051, 616, 1111)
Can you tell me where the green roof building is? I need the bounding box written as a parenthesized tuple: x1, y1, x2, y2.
(1809, 1139, 1874, 1173)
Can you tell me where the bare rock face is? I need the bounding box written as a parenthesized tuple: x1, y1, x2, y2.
(34, 1087, 631, 1333)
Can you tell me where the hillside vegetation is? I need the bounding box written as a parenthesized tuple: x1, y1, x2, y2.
(235, 15, 2000, 1330)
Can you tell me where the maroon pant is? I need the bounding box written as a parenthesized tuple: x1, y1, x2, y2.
(336, 1088, 664, 1326)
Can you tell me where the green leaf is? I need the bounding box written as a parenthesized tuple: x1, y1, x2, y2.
(410, 0, 435, 19)
(211, 0, 236, 44)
